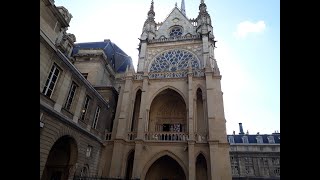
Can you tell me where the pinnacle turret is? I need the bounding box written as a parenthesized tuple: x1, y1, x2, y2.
(140, 0, 157, 41)
(181, 0, 186, 16)
(148, 0, 155, 18)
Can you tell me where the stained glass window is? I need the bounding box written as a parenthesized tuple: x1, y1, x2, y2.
(169, 27, 183, 38)
(150, 49, 200, 72)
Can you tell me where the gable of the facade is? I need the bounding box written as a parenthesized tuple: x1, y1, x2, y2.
(156, 7, 196, 39)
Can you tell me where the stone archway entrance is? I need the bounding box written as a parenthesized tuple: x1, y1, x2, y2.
(149, 88, 187, 133)
(145, 155, 186, 180)
(41, 135, 78, 180)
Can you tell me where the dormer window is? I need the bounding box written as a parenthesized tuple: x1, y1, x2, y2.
(228, 136, 235, 144)
(256, 136, 263, 144)
(267, 136, 275, 144)
(242, 136, 249, 143)
(169, 26, 183, 38)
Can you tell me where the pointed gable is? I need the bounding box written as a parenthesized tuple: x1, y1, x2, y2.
(156, 7, 196, 39)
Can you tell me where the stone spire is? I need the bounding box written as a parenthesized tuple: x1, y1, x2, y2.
(181, 0, 186, 16)
(148, 0, 155, 18)
(196, 0, 212, 35)
(141, 0, 156, 40)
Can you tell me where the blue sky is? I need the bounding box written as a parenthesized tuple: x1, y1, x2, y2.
(55, 0, 280, 135)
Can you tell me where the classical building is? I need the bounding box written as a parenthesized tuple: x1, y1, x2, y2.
(228, 123, 280, 180)
(40, 0, 131, 179)
(40, 0, 279, 180)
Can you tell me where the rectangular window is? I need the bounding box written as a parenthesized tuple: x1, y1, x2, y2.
(256, 136, 263, 144)
(267, 136, 275, 144)
(92, 106, 101, 129)
(80, 95, 91, 121)
(86, 145, 92, 157)
(228, 136, 235, 144)
(65, 82, 78, 110)
(242, 136, 249, 143)
(42, 64, 60, 98)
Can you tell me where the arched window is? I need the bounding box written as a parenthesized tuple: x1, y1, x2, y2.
(169, 26, 183, 38)
(149, 49, 200, 72)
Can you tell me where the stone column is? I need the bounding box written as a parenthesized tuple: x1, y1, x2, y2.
(188, 141, 195, 180)
(132, 73, 149, 180)
(187, 67, 194, 140)
(205, 74, 228, 143)
(209, 141, 219, 180)
(131, 140, 144, 179)
(136, 73, 149, 139)
(115, 74, 133, 139)
(208, 141, 232, 180)
(108, 140, 125, 178)
(137, 41, 147, 72)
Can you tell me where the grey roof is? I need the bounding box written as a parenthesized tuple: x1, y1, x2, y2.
(227, 133, 280, 144)
(72, 40, 132, 73)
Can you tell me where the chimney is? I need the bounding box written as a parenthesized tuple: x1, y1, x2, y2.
(233, 130, 235, 135)
(239, 123, 244, 135)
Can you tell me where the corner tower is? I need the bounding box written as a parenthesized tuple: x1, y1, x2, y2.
(108, 1, 232, 179)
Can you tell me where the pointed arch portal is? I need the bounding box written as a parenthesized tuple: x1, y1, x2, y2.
(149, 88, 187, 132)
(125, 150, 135, 180)
(145, 155, 186, 180)
(196, 153, 208, 180)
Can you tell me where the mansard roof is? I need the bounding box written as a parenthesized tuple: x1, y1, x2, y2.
(227, 133, 280, 144)
(72, 40, 132, 73)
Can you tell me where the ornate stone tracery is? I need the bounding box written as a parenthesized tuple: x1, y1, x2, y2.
(149, 49, 200, 73)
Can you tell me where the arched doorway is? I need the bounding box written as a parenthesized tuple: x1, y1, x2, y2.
(145, 155, 186, 180)
(149, 88, 187, 133)
(41, 135, 78, 180)
(125, 150, 135, 180)
(196, 153, 208, 180)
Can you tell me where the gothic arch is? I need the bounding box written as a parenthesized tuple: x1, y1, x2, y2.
(194, 84, 206, 97)
(133, 86, 143, 96)
(148, 48, 201, 72)
(141, 150, 187, 180)
(195, 151, 209, 165)
(147, 86, 187, 110)
(196, 152, 209, 180)
(123, 149, 135, 180)
(129, 88, 142, 131)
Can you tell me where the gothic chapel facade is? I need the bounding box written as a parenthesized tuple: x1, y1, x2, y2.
(40, 0, 233, 179)
(106, 1, 232, 179)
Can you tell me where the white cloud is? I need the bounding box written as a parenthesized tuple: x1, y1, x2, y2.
(233, 20, 266, 39)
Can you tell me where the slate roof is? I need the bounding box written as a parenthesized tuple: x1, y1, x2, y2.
(227, 133, 280, 144)
(72, 39, 132, 73)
